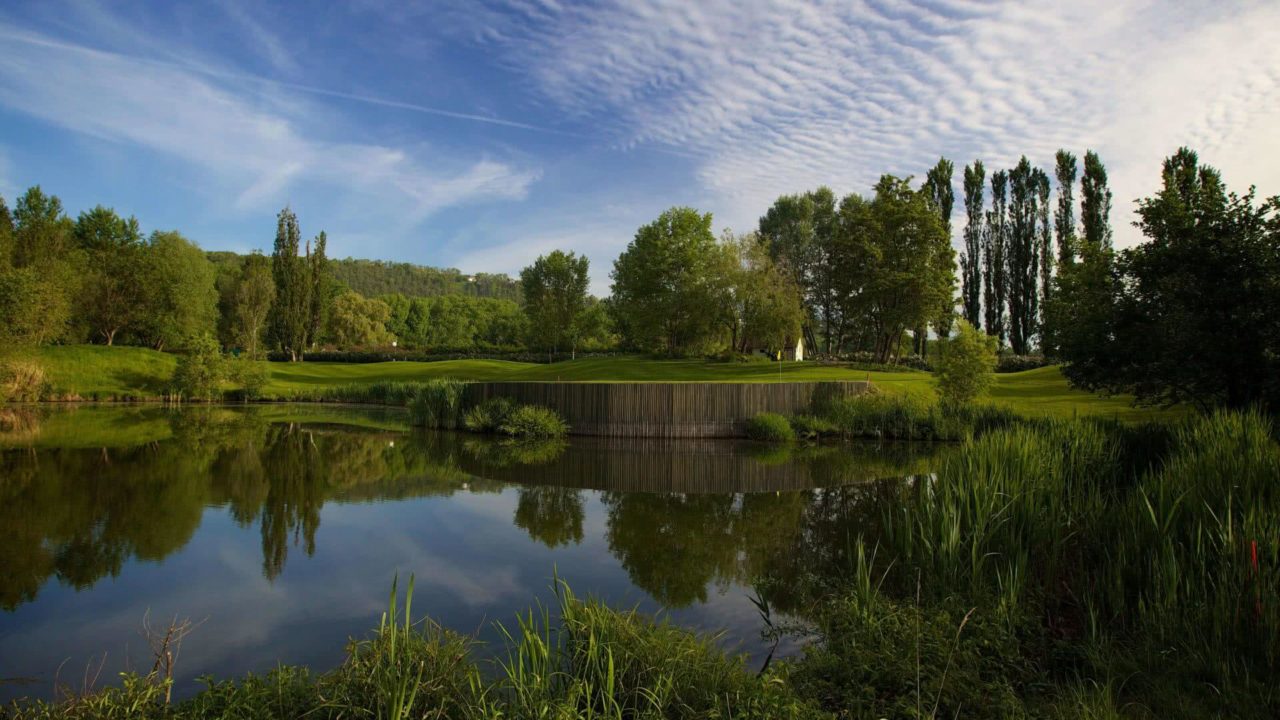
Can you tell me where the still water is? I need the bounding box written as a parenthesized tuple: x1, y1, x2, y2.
(0, 404, 935, 700)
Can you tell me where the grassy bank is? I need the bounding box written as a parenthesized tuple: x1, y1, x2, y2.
(19, 345, 1178, 422)
(6, 409, 1277, 718)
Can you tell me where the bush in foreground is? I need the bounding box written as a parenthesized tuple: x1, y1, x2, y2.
(746, 412, 795, 442)
(462, 397, 516, 433)
(497, 404, 569, 439)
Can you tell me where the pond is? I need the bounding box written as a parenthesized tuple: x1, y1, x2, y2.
(0, 404, 938, 701)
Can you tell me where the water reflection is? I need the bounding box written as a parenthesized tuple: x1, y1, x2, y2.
(0, 405, 938, 697)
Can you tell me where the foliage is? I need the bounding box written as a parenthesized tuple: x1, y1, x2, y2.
(1080, 150, 1113, 252)
(74, 205, 145, 345)
(225, 358, 269, 400)
(12, 186, 74, 268)
(1006, 157, 1048, 355)
(407, 378, 468, 429)
(521, 249, 591, 356)
(722, 232, 805, 355)
(934, 319, 997, 407)
(960, 160, 985, 331)
(171, 333, 224, 401)
(462, 397, 516, 433)
(268, 207, 310, 361)
(745, 412, 796, 443)
(307, 231, 332, 352)
(139, 231, 218, 352)
(328, 290, 395, 349)
(758, 187, 838, 354)
(610, 206, 731, 355)
(382, 293, 527, 350)
(0, 358, 48, 403)
(326, 256, 520, 301)
(983, 169, 1009, 345)
(497, 404, 569, 439)
(0, 265, 72, 346)
(832, 176, 956, 363)
(1056, 148, 1280, 410)
(230, 253, 275, 359)
(790, 593, 1028, 719)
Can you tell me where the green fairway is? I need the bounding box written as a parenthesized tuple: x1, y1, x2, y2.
(19, 345, 1182, 421)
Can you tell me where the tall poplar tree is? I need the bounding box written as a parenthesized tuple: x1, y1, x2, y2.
(960, 161, 984, 330)
(921, 158, 956, 348)
(269, 207, 310, 361)
(1005, 157, 1040, 355)
(1036, 168, 1053, 330)
(983, 170, 1009, 345)
(1081, 150, 1113, 253)
(1054, 150, 1078, 266)
(308, 231, 332, 348)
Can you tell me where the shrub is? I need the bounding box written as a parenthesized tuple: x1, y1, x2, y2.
(463, 397, 516, 433)
(408, 378, 468, 429)
(745, 412, 795, 442)
(225, 358, 269, 400)
(788, 413, 837, 440)
(996, 354, 1052, 373)
(497, 405, 569, 439)
(790, 593, 1028, 719)
(171, 333, 224, 401)
(934, 319, 998, 408)
(0, 358, 48, 403)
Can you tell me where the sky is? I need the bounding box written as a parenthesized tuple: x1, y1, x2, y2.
(1, 0, 1277, 296)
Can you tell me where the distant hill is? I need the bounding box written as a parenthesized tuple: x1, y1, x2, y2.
(206, 252, 521, 301)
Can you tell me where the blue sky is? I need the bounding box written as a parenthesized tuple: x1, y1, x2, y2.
(1, 0, 1277, 294)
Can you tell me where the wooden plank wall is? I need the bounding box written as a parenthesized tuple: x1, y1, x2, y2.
(463, 381, 871, 438)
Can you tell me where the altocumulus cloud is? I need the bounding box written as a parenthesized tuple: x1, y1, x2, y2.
(444, 0, 1280, 243)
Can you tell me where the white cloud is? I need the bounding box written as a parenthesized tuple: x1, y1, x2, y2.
(0, 26, 538, 222)
(454, 0, 1280, 247)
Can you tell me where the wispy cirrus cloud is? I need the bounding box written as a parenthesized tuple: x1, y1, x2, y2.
(0, 24, 539, 230)
(445, 0, 1280, 243)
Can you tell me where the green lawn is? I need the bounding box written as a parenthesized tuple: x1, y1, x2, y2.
(19, 345, 1182, 422)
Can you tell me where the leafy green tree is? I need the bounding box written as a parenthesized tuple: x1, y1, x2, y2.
(922, 157, 956, 346)
(521, 250, 591, 358)
(834, 176, 955, 363)
(74, 206, 145, 345)
(758, 188, 837, 352)
(12, 186, 73, 269)
(611, 207, 731, 355)
(1059, 148, 1280, 409)
(172, 332, 225, 401)
(722, 232, 804, 354)
(1054, 150, 1078, 266)
(1036, 168, 1053, 329)
(1006, 157, 1041, 355)
(139, 231, 218, 351)
(1081, 150, 1113, 253)
(960, 161, 985, 330)
(0, 194, 13, 268)
(233, 253, 276, 358)
(933, 320, 998, 407)
(0, 266, 71, 345)
(269, 207, 310, 360)
(308, 231, 333, 349)
(328, 290, 395, 348)
(983, 170, 1009, 345)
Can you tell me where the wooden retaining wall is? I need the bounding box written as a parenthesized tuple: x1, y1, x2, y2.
(463, 381, 871, 438)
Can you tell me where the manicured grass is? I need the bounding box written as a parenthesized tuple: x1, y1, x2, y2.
(27, 345, 177, 398)
(20, 345, 1182, 422)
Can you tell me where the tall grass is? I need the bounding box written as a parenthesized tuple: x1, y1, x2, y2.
(407, 379, 468, 430)
(809, 393, 1022, 441)
(5, 578, 822, 719)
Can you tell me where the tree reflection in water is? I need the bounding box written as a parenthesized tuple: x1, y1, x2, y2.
(0, 405, 938, 613)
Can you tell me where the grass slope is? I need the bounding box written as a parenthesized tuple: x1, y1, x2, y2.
(20, 345, 1180, 421)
